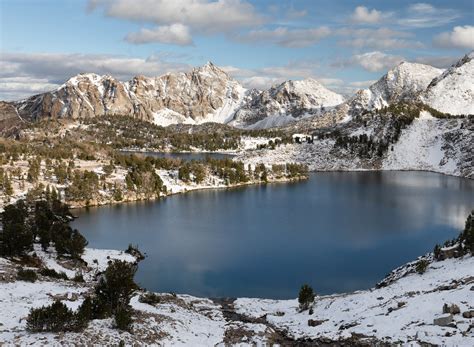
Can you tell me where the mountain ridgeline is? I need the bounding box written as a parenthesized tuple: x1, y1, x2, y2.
(5, 52, 474, 131)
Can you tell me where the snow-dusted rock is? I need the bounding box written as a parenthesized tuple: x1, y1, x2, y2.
(422, 52, 474, 116)
(348, 61, 443, 113)
(231, 78, 344, 129)
(14, 62, 249, 126)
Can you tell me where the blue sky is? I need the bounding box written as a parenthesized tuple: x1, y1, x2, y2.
(0, 0, 473, 100)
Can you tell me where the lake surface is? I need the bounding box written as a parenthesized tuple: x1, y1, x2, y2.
(122, 151, 234, 161)
(72, 171, 474, 299)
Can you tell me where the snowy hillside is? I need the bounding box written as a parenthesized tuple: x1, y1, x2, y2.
(347, 62, 442, 113)
(234, 255, 474, 346)
(1, 244, 472, 345)
(230, 78, 344, 129)
(238, 110, 474, 179)
(422, 52, 474, 116)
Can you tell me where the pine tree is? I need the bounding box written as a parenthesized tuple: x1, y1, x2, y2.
(4, 173, 13, 196)
(298, 284, 315, 311)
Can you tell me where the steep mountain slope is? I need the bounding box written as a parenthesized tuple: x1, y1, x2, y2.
(422, 52, 474, 115)
(0, 101, 23, 134)
(281, 61, 445, 133)
(14, 63, 248, 126)
(239, 107, 473, 179)
(230, 78, 344, 129)
(347, 62, 443, 114)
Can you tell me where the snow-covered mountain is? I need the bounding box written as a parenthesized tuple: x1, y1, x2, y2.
(347, 62, 443, 113)
(230, 78, 345, 129)
(12, 66, 344, 129)
(14, 62, 248, 126)
(8, 53, 474, 130)
(422, 52, 474, 116)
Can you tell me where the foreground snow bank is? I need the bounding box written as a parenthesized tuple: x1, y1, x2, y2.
(1, 245, 473, 345)
(235, 255, 474, 345)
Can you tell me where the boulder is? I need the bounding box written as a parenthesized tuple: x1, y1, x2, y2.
(462, 310, 474, 319)
(443, 303, 461, 315)
(308, 319, 326, 327)
(434, 314, 453, 326)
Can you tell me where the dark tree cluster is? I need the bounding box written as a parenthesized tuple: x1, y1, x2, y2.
(79, 115, 289, 152)
(124, 159, 165, 198)
(333, 103, 422, 158)
(27, 299, 92, 333)
(0, 200, 32, 257)
(178, 161, 206, 183)
(66, 170, 99, 202)
(0, 198, 86, 259)
(205, 157, 248, 184)
(26, 259, 138, 333)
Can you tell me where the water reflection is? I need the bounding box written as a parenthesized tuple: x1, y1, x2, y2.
(73, 172, 474, 299)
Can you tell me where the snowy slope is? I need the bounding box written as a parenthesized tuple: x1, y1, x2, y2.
(237, 111, 473, 178)
(235, 255, 474, 345)
(383, 111, 456, 172)
(422, 52, 474, 115)
(230, 78, 345, 128)
(348, 62, 443, 113)
(2, 246, 471, 345)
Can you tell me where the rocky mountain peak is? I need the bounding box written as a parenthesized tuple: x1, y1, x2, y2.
(230, 78, 345, 129)
(347, 61, 443, 112)
(191, 61, 227, 76)
(422, 51, 474, 115)
(8, 53, 472, 129)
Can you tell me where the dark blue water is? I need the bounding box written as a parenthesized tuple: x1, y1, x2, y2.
(121, 151, 234, 161)
(72, 171, 474, 299)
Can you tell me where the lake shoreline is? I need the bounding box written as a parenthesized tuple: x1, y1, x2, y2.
(66, 167, 471, 210)
(67, 174, 308, 209)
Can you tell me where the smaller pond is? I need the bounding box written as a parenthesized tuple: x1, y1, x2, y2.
(121, 151, 234, 161)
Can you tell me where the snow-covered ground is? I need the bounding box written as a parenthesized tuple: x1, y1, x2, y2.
(422, 52, 474, 116)
(383, 111, 458, 173)
(237, 113, 473, 179)
(1, 244, 472, 345)
(235, 255, 474, 345)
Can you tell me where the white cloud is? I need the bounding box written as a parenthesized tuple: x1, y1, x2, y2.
(433, 25, 474, 50)
(350, 6, 386, 24)
(414, 55, 459, 68)
(222, 62, 346, 91)
(0, 77, 61, 102)
(398, 3, 460, 28)
(351, 51, 405, 72)
(349, 80, 377, 88)
(236, 26, 331, 48)
(0, 52, 191, 100)
(240, 76, 282, 90)
(337, 28, 423, 50)
(90, 0, 263, 45)
(1, 52, 330, 99)
(125, 24, 193, 45)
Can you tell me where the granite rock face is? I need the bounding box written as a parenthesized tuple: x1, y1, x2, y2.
(14, 63, 247, 126)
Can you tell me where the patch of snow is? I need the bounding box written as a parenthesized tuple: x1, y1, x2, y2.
(422, 53, 474, 115)
(235, 255, 474, 345)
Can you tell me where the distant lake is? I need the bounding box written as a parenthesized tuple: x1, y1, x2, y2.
(121, 151, 234, 161)
(73, 171, 474, 299)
